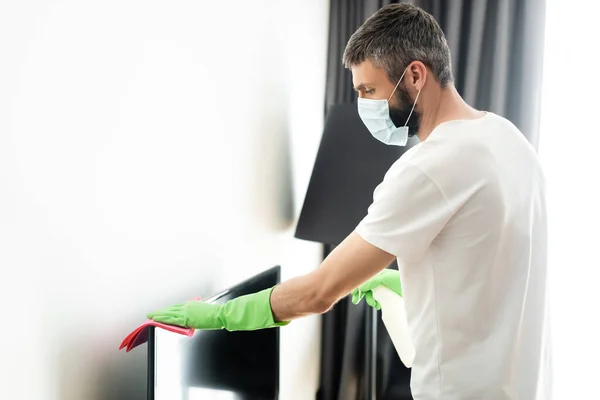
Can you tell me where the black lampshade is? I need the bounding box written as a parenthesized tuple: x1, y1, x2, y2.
(294, 102, 415, 246)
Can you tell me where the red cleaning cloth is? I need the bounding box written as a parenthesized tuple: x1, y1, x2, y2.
(119, 297, 199, 352)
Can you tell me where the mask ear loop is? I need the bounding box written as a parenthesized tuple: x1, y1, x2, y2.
(403, 88, 421, 127)
(387, 68, 408, 102)
(388, 65, 421, 128)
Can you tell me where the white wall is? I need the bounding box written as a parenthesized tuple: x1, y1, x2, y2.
(538, 0, 600, 398)
(0, 1, 329, 399)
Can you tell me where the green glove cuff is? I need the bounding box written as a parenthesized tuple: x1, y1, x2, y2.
(351, 269, 403, 310)
(218, 286, 290, 331)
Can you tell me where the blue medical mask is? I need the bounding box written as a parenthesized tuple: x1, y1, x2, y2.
(357, 67, 421, 146)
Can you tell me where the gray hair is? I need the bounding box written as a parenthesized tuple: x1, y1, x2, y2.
(343, 3, 453, 87)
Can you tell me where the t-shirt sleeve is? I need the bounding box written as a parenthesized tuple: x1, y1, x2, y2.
(355, 161, 453, 263)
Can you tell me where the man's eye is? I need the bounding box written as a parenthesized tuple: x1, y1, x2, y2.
(365, 89, 375, 95)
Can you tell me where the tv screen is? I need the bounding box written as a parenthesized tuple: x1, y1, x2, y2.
(148, 266, 281, 400)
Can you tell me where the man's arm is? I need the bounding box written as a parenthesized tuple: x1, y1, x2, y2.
(146, 162, 450, 331)
(270, 231, 396, 322)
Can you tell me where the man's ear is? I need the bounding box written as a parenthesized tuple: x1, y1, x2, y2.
(407, 61, 427, 91)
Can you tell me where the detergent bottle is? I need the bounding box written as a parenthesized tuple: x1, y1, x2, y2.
(371, 286, 415, 368)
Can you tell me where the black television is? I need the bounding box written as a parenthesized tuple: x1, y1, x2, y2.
(147, 266, 281, 400)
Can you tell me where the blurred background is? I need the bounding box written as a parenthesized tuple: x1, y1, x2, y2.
(0, 0, 598, 399)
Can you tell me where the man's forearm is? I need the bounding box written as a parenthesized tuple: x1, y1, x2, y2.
(270, 274, 333, 322)
(269, 232, 396, 322)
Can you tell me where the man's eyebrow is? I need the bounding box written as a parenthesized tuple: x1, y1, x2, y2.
(353, 83, 371, 92)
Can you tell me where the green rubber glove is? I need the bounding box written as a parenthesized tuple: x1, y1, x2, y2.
(146, 287, 289, 331)
(351, 269, 402, 310)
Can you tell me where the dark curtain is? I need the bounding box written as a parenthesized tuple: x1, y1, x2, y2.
(318, 244, 367, 400)
(320, 0, 547, 399)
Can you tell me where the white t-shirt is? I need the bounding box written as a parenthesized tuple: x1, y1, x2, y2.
(356, 113, 552, 400)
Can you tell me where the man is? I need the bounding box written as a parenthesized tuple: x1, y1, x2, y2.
(147, 4, 551, 399)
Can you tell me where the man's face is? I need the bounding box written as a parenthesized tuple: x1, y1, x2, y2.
(351, 59, 421, 136)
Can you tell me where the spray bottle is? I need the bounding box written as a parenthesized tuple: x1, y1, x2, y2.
(371, 286, 415, 368)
